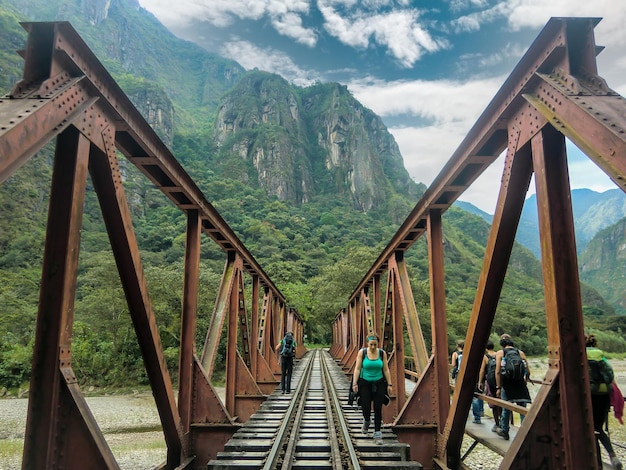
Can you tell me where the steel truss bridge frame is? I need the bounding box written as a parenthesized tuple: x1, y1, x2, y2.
(1, 15, 626, 470)
(0, 20, 304, 469)
(330, 16, 626, 470)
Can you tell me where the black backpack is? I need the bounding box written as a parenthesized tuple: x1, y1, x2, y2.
(587, 351, 614, 394)
(486, 353, 497, 389)
(280, 334, 295, 357)
(501, 347, 526, 380)
(451, 350, 462, 379)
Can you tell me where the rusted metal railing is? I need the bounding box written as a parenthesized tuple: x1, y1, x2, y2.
(331, 17, 626, 470)
(0, 21, 304, 468)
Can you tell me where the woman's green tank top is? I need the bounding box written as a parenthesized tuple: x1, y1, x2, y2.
(361, 349, 384, 381)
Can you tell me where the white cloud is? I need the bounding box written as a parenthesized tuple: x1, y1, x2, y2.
(347, 65, 623, 213)
(447, 1, 510, 34)
(345, 75, 505, 211)
(566, 142, 618, 193)
(271, 12, 318, 46)
(318, 1, 445, 67)
(220, 40, 319, 86)
(348, 76, 503, 127)
(139, 0, 317, 45)
(502, 1, 626, 93)
(139, 0, 266, 27)
(505, 0, 626, 40)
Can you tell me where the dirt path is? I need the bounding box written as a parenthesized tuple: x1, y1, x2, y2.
(0, 394, 166, 469)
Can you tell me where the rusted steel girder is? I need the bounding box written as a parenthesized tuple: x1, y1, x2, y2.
(1, 21, 295, 468)
(330, 309, 349, 358)
(331, 17, 626, 470)
(2, 21, 284, 296)
(21, 127, 120, 469)
(286, 308, 307, 359)
(179, 211, 201, 446)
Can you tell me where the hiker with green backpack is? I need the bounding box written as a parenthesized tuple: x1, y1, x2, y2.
(586, 334, 622, 470)
(352, 333, 392, 445)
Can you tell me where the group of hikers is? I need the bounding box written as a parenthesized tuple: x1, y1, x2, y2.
(451, 334, 532, 440)
(276, 330, 623, 468)
(452, 333, 623, 469)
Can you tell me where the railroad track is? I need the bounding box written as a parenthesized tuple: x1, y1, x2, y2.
(207, 349, 423, 469)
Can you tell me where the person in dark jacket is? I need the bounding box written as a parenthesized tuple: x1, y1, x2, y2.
(479, 340, 501, 432)
(495, 334, 531, 441)
(275, 331, 296, 394)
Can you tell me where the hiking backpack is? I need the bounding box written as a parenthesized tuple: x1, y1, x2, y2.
(486, 353, 497, 388)
(451, 350, 463, 379)
(280, 334, 295, 357)
(501, 347, 526, 380)
(587, 348, 614, 394)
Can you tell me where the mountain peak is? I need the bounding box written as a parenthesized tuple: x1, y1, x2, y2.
(213, 71, 422, 210)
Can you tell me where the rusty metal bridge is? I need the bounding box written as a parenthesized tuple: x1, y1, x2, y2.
(1, 16, 626, 470)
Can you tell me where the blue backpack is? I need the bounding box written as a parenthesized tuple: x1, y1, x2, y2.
(280, 334, 295, 357)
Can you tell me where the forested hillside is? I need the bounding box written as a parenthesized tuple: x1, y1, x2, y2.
(0, 0, 624, 392)
(580, 217, 626, 315)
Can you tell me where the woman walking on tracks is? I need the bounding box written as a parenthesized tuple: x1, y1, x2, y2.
(352, 333, 392, 445)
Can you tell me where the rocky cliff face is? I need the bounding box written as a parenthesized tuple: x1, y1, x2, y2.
(305, 85, 386, 211)
(126, 86, 175, 147)
(214, 73, 420, 210)
(579, 217, 626, 313)
(80, 0, 111, 24)
(214, 73, 313, 203)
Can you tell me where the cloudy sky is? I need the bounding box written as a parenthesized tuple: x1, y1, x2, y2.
(137, 0, 626, 213)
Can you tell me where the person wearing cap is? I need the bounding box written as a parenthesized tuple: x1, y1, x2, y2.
(352, 333, 392, 445)
(494, 333, 531, 440)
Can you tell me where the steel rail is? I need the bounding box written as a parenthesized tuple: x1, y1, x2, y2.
(280, 350, 316, 469)
(319, 353, 344, 470)
(320, 349, 361, 470)
(262, 351, 316, 469)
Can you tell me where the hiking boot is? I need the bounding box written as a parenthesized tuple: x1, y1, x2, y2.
(373, 431, 383, 445)
(361, 419, 370, 434)
(497, 428, 509, 440)
(612, 456, 623, 470)
(491, 424, 500, 433)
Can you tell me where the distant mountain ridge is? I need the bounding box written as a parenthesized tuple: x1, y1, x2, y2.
(1, 0, 423, 211)
(520, 189, 626, 257)
(455, 188, 626, 258)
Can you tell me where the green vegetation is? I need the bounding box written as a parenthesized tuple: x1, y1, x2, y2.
(0, 0, 624, 394)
